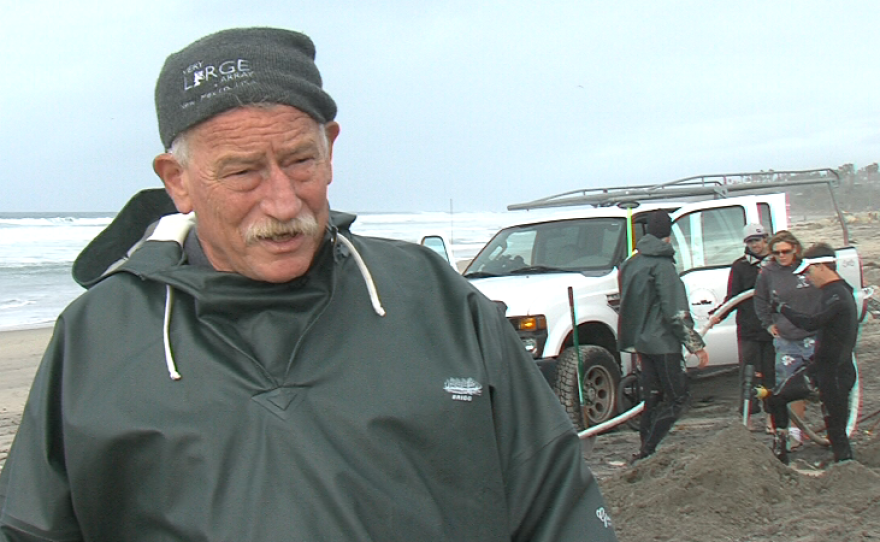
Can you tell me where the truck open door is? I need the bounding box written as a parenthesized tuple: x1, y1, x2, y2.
(669, 193, 788, 369)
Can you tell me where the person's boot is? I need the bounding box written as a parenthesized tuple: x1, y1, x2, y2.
(773, 429, 789, 465)
(628, 451, 650, 465)
(826, 417, 854, 462)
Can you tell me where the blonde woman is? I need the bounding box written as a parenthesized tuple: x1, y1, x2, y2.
(754, 230, 822, 450)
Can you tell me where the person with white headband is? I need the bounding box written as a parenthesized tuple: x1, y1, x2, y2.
(764, 242, 858, 464)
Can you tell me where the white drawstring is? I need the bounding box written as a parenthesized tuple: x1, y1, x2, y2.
(335, 234, 386, 317)
(163, 284, 182, 380)
(156, 215, 385, 382)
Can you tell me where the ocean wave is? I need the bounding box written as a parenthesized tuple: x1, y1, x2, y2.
(0, 260, 74, 270)
(0, 298, 36, 310)
(0, 216, 113, 228)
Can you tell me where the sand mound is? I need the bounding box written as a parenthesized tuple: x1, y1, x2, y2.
(856, 429, 880, 468)
(602, 424, 880, 541)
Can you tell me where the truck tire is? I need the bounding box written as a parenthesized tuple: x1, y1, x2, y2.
(552, 345, 621, 429)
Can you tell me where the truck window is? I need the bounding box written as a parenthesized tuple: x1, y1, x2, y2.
(759, 202, 773, 234)
(465, 218, 626, 276)
(671, 206, 746, 273)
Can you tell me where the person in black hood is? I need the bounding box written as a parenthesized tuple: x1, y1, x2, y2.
(764, 242, 858, 464)
(708, 223, 775, 425)
(618, 210, 708, 463)
(0, 28, 618, 542)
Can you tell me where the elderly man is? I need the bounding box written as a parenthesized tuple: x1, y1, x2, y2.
(0, 28, 617, 541)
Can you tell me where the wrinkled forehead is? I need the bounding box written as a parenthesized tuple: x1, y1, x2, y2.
(185, 104, 326, 153)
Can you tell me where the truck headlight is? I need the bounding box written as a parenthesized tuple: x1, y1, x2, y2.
(509, 315, 547, 331)
(507, 315, 548, 358)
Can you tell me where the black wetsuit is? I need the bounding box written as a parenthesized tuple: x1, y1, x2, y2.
(769, 279, 858, 461)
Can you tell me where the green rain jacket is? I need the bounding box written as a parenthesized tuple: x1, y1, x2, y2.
(617, 234, 705, 356)
(0, 190, 617, 541)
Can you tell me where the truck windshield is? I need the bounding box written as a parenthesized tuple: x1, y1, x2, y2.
(464, 218, 626, 277)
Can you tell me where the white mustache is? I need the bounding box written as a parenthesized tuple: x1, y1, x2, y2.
(245, 215, 321, 245)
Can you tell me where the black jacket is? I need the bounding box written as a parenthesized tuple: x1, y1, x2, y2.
(714, 250, 773, 342)
(617, 234, 704, 355)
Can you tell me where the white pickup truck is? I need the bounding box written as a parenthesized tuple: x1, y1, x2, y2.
(425, 170, 864, 429)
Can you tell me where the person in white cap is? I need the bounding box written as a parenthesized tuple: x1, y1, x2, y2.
(764, 242, 858, 464)
(708, 223, 774, 429)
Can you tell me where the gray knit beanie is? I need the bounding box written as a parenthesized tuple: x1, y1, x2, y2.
(155, 27, 337, 149)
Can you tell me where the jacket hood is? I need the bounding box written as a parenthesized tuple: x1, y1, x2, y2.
(72, 189, 178, 288)
(634, 234, 675, 259)
(71, 189, 379, 381)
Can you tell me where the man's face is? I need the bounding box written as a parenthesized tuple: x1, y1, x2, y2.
(155, 105, 340, 283)
(746, 236, 769, 256)
(771, 241, 797, 268)
(804, 262, 830, 286)
(804, 264, 817, 283)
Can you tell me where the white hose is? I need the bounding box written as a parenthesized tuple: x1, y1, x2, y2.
(699, 288, 755, 336)
(579, 401, 645, 439)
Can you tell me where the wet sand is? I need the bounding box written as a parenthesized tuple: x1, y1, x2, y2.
(0, 326, 50, 466)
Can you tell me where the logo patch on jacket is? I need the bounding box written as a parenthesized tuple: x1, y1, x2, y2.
(444, 378, 483, 401)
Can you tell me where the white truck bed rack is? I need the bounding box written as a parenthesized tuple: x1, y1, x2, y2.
(507, 168, 850, 245)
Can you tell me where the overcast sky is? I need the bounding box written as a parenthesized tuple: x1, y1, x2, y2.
(2, 1, 878, 213)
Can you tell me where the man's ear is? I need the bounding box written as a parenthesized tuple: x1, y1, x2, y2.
(324, 121, 340, 159)
(153, 153, 193, 213)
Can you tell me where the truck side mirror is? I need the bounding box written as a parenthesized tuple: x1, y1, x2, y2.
(420, 235, 456, 269)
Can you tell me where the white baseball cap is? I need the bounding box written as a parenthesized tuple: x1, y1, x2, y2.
(742, 223, 768, 242)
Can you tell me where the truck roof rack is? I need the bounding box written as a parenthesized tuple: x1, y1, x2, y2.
(508, 168, 839, 210)
(507, 168, 850, 244)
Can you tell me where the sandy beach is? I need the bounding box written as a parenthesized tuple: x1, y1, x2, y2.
(0, 326, 50, 465)
(595, 218, 880, 541)
(1, 218, 880, 541)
